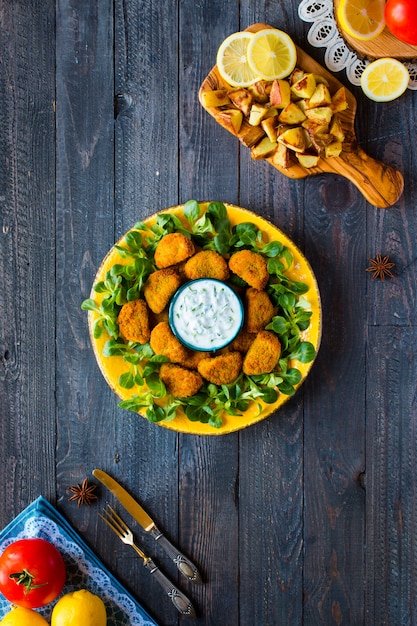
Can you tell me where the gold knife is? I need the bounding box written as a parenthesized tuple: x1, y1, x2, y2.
(93, 469, 202, 584)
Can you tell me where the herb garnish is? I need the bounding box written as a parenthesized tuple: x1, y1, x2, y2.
(82, 201, 316, 429)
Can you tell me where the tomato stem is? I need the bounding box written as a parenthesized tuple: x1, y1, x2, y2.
(9, 569, 48, 594)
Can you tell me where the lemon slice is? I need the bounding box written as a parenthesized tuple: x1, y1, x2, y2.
(337, 0, 386, 41)
(360, 58, 409, 102)
(216, 31, 259, 87)
(247, 28, 297, 80)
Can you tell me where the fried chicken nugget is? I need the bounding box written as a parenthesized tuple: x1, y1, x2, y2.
(150, 321, 189, 364)
(149, 309, 169, 327)
(143, 268, 181, 314)
(117, 299, 150, 344)
(228, 249, 269, 290)
(184, 250, 229, 281)
(245, 287, 274, 333)
(243, 330, 281, 376)
(231, 331, 257, 354)
(159, 363, 203, 398)
(184, 350, 208, 370)
(154, 233, 195, 269)
(197, 351, 242, 385)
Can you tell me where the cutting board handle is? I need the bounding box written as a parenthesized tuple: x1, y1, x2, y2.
(321, 145, 404, 208)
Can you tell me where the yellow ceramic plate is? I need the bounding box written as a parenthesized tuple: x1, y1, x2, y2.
(87, 202, 322, 435)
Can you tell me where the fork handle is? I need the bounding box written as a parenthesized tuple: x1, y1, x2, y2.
(150, 525, 202, 583)
(144, 558, 196, 618)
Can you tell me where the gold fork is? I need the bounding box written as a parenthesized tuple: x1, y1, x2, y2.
(99, 505, 196, 618)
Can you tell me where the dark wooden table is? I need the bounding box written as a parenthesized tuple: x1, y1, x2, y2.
(1, 1, 416, 624)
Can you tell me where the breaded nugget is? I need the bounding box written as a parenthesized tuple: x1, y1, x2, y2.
(243, 330, 281, 376)
(143, 268, 181, 314)
(231, 331, 257, 354)
(149, 309, 169, 328)
(228, 249, 269, 290)
(159, 363, 203, 398)
(154, 233, 195, 269)
(150, 321, 189, 364)
(184, 250, 229, 281)
(117, 299, 150, 344)
(184, 349, 208, 370)
(197, 351, 242, 385)
(245, 287, 274, 333)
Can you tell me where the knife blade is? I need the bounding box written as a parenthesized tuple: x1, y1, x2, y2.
(93, 469, 202, 584)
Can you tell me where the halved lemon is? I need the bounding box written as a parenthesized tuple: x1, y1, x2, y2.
(216, 31, 259, 87)
(337, 0, 386, 41)
(360, 57, 409, 102)
(247, 28, 297, 80)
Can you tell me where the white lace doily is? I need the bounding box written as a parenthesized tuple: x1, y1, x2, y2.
(298, 0, 417, 89)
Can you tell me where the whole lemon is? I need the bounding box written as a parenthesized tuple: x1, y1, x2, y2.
(51, 589, 107, 626)
(0, 606, 49, 625)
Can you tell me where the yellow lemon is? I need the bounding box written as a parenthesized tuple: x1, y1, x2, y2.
(216, 31, 259, 87)
(0, 606, 49, 626)
(360, 57, 409, 101)
(337, 0, 386, 41)
(247, 28, 297, 80)
(51, 589, 107, 626)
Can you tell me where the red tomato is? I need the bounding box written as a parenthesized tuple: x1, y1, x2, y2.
(384, 0, 417, 46)
(0, 538, 66, 608)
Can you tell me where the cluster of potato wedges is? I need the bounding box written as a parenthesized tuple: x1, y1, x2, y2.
(201, 69, 349, 169)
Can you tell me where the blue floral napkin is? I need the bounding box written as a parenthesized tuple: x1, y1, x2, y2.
(0, 496, 158, 625)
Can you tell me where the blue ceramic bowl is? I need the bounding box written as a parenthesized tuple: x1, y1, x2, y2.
(169, 278, 244, 352)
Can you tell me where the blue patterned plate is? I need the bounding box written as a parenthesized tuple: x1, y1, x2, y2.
(0, 496, 158, 625)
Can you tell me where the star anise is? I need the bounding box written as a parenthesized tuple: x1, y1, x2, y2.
(68, 478, 98, 507)
(366, 253, 395, 281)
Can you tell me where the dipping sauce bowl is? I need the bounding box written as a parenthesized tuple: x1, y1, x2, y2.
(169, 279, 244, 351)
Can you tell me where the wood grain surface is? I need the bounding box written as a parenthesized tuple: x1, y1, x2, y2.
(334, 0, 417, 60)
(1, 1, 416, 625)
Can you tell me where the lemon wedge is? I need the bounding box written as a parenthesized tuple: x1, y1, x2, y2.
(247, 28, 297, 80)
(337, 0, 386, 41)
(216, 31, 259, 87)
(360, 57, 409, 102)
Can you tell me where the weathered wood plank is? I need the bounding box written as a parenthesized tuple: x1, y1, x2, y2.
(301, 176, 367, 624)
(112, 1, 183, 622)
(55, 0, 116, 542)
(237, 145, 307, 626)
(238, 169, 307, 617)
(366, 326, 417, 625)
(239, 407, 304, 626)
(178, 3, 241, 624)
(365, 110, 417, 328)
(235, 6, 310, 626)
(180, 6, 241, 204)
(0, 0, 56, 522)
(114, 0, 181, 230)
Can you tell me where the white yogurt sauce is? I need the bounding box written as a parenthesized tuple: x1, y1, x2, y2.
(169, 279, 243, 351)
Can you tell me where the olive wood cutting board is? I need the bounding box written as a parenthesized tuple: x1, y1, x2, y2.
(333, 0, 417, 60)
(199, 23, 404, 208)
